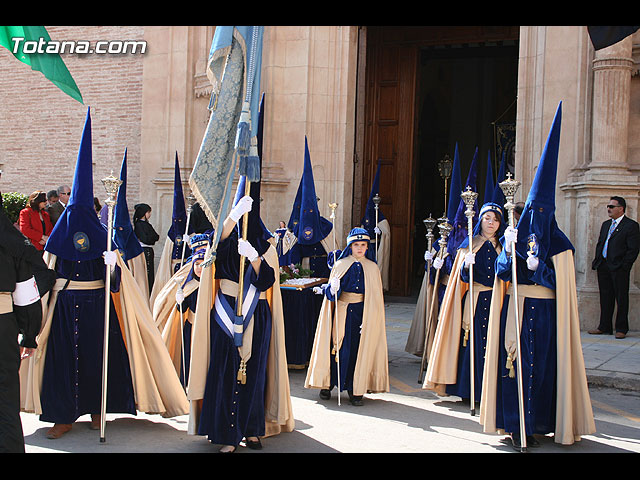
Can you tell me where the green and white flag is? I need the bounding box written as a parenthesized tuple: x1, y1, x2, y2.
(0, 25, 83, 103)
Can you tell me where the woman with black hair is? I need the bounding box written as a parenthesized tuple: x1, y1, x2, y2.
(133, 203, 160, 290)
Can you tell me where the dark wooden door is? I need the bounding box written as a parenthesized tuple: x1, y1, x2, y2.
(362, 27, 418, 296)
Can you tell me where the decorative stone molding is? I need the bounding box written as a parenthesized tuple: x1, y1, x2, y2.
(632, 43, 640, 76)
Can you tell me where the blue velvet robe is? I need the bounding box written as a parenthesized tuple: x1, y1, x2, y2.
(177, 285, 198, 386)
(494, 252, 557, 436)
(323, 260, 365, 393)
(40, 257, 136, 424)
(197, 233, 275, 446)
(445, 240, 498, 400)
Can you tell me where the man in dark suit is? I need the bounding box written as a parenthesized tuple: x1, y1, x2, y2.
(590, 196, 640, 339)
(47, 185, 70, 226)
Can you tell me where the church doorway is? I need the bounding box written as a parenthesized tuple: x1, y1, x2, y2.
(356, 26, 519, 297)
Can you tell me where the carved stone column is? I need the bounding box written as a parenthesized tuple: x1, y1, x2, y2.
(588, 37, 634, 176)
(561, 35, 640, 331)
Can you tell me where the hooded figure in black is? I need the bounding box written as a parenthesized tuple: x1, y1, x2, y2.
(0, 206, 49, 452)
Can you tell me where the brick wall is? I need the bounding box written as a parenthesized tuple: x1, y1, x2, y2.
(0, 26, 145, 210)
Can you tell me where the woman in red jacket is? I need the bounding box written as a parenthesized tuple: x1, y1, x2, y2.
(19, 191, 53, 251)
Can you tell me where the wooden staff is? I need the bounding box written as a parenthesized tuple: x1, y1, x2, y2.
(499, 172, 527, 452)
(99, 171, 122, 443)
(460, 186, 478, 416)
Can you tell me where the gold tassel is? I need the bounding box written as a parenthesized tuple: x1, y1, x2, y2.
(463, 327, 469, 347)
(237, 359, 247, 384)
(506, 353, 515, 378)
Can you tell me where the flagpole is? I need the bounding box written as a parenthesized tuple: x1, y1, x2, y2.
(499, 172, 527, 452)
(99, 171, 122, 443)
(235, 179, 251, 385)
(460, 186, 478, 416)
(233, 26, 262, 385)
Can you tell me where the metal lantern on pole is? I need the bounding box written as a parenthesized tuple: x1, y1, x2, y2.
(328, 201, 341, 405)
(499, 172, 527, 452)
(417, 214, 437, 383)
(419, 215, 452, 384)
(372, 193, 381, 262)
(437, 154, 453, 215)
(99, 170, 122, 443)
(460, 185, 478, 416)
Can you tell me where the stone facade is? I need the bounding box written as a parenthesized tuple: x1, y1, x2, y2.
(0, 26, 145, 206)
(1, 25, 639, 330)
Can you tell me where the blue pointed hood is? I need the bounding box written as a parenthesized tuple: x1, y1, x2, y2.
(448, 147, 479, 255)
(168, 152, 190, 262)
(46, 107, 107, 261)
(514, 101, 573, 261)
(290, 137, 333, 245)
(168, 152, 187, 243)
(446, 143, 462, 223)
(113, 149, 144, 261)
(361, 159, 386, 237)
(483, 150, 494, 204)
(492, 151, 507, 208)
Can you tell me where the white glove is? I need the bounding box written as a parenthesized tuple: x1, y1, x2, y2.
(433, 256, 444, 270)
(526, 253, 539, 271)
(175, 288, 185, 304)
(103, 250, 117, 266)
(424, 250, 434, 262)
(229, 195, 253, 222)
(504, 226, 518, 252)
(312, 286, 324, 295)
(238, 239, 259, 262)
(330, 276, 340, 295)
(182, 233, 190, 245)
(374, 226, 381, 235)
(464, 252, 475, 268)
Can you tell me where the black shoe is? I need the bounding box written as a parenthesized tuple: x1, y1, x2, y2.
(510, 433, 539, 450)
(244, 437, 262, 450)
(319, 389, 331, 400)
(348, 391, 363, 406)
